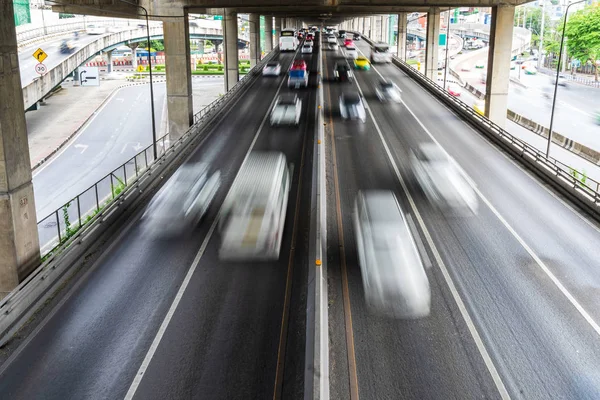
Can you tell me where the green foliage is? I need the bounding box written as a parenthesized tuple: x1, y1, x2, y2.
(138, 40, 165, 51)
(565, 5, 600, 81)
(217, 65, 223, 71)
(61, 202, 75, 242)
(203, 65, 209, 71)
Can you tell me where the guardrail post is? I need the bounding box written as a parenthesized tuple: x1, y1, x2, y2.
(77, 196, 82, 228)
(55, 210, 62, 243)
(110, 173, 115, 199)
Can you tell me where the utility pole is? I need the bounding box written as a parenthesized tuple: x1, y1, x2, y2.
(538, 0, 546, 68)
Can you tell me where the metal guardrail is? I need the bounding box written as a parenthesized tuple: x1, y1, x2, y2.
(37, 48, 280, 259)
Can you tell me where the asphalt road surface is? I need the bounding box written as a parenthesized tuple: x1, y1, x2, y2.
(0, 48, 315, 400)
(453, 50, 600, 150)
(325, 38, 600, 399)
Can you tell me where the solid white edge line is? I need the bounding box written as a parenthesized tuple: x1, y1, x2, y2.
(353, 47, 511, 400)
(364, 49, 600, 340)
(124, 58, 293, 400)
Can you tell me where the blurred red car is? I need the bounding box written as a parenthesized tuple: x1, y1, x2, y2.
(344, 38, 353, 47)
(291, 59, 307, 71)
(447, 85, 461, 97)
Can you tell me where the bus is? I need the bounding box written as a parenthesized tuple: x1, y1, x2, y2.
(371, 43, 392, 63)
(279, 28, 298, 52)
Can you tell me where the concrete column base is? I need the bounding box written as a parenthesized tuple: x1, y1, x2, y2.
(425, 8, 441, 81)
(264, 16, 273, 53)
(224, 9, 239, 91)
(397, 13, 407, 61)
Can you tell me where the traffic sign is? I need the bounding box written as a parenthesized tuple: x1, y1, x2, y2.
(35, 63, 47, 75)
(78, 66, 100, 86)
(213, 15, 223, 20)
(32, 48, 48, 63)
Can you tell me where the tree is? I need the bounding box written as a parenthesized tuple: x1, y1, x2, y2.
(138, 40, 164, 52)
(565, 4, 600, 81)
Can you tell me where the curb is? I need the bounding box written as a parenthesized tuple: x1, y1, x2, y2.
(31, 79, 159, 171)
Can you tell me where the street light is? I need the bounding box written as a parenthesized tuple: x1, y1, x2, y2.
(443, 8, 451, 90)
(546, 0, 585, 158)
(119, 0, 158, 161)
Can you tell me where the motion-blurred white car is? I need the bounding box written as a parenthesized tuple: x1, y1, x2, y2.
(86, 24, 107, 35)
(460, 64, 472, 72)
(551, 74, 568, 87)
(302, 43, 313, 54)
(345, 46, 358, 59)
(353, 190, 431, 319)
(142, 163, 221, 236)
(327, 35, 337, 44)
(339, 92, 366, 123)
(375, 80, 402, 103)
(263, 62, 282, 76)
(270, 94, 302, 126)
(410, 143, 478, 214)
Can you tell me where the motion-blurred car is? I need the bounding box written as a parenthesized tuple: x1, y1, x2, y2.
(291, 59, 307, 70)
(345, 46, 358, 59)
(447, 85, 461, 97)
(333, 62, 353, 82)
(339, 92, 366, 123)
(353, 33, 361, 41)
(328, 41, 339, 51)
(302, 43, 313, 54)
(410, 143, 478, 214)
(339, 30, 347, 38)
(475, 61, 485, 69)
(473, 100, 485, 116)
(327, 34, 337, 44)
(480, 72, 487, 84)
(375, 80, 401, 103)
(551, 74, 568, 86)
(59, 40, 76, 54)
(344, 38, 354, 47)
(524, 66, 537, 75)
(86, 24, 106, 35)
(354, 56, 370, 70)
(353, 190, 431, 319)
(270, 94, 302, 126)
(460, 64, 472, 72)
(305, 40, 314, 47)
(262, 61, 281, 76)
(219, 152, 290, 260)
(142, 163, 221, 236)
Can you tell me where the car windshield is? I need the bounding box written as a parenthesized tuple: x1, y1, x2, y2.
(278, 95, 297, 105)
(343, 94, 361, 105)
(346, 47, 356, 51)
(304, 45, 311, 48)
(374, 46, 389, 53)
(266, 62, 279, 67)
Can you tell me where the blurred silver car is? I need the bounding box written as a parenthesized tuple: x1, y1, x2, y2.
(339, 92, 366, 123)
(302, 43, 313, 54)
(263, 62, 282, 76)
(270, 94, 302, 126)
(375, 80, 402, 103)
(410, 143, 478, 214)
(142, 163, 221, 236)
(353, 190, 431, 319)
(551, 74, 568, 87)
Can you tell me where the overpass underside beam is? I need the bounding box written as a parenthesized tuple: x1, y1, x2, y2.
(425, 8, 440, 81)
(164, 16, 193, 141)
(0, 0, 41, 295)
(485, 5, 515, 128)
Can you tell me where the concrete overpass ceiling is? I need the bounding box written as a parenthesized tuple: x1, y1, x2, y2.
(51, 0, 531, 20)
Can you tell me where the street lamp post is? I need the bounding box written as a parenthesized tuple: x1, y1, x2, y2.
(546, 0, 585, 158)
(443, 8, 451, 90)
(119, 0, 158, 160)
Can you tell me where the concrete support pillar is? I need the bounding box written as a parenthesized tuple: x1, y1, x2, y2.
(127, 42, 139, 70)
(274, 17, 281, 45)
(485, 5, 515, 127)
(198, 40, 205, 55)
(223, 9, 239, 91)
(249, 13, 260, 66)
(264, 16, 273, 53)
(370, 16, 375, 38)
(163, 15, 193, 141)
(425, 8, 441, 80)
(397, 13, 407, 60)
(105, 50, 113, 73)
(0, 0, 41, 294)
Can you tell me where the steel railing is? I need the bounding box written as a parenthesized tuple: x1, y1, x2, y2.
(37, 48, 280, 259)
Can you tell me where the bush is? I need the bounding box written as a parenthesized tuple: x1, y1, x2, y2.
(218, 65, 223, 71)
(203, 65, 209, 71)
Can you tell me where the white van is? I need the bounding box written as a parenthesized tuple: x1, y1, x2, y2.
(219, 152, 290, 260)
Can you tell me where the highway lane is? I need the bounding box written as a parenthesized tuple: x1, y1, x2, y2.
(323, 45, 501, 400)
(32, 82, 166, 221)
(454, 51, 600, 150)
(0, 50, 312, 400)
(352, 40, 600, 398)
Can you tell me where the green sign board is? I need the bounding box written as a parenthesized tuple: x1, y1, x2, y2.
(213, 15, 223, 20)
(439, 33, 447, 46)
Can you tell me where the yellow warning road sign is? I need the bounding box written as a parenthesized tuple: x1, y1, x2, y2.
(33, 48, 48, 63)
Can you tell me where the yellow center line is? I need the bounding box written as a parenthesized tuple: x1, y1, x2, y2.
(272, 61, 312, 400)
(323, 47, 360, 400)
